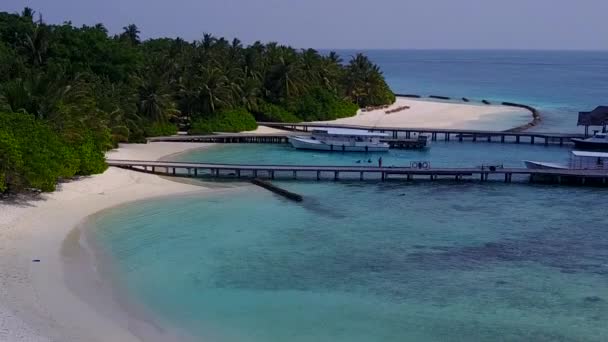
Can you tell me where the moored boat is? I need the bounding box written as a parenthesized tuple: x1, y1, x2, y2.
(524, 150, 608, 170)
(289, 128, 389, 152)
(571, 132, 608, 151)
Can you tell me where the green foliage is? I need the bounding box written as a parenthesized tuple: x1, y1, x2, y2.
(0, 8, 395, 194)
(144, 122, 178, 137)
(290, 88, 359, 121)
(0, 112, 108, 194)
(190, 108, 257, 134)
(254, 101, 300, 123)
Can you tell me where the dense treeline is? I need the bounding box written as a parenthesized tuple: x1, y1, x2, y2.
(0, 8, 394, 194)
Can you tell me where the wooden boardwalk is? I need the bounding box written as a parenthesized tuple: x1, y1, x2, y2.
(147, 124, 585, 147)
(107, 159, 608, 185)
(256, 122, 585, 146)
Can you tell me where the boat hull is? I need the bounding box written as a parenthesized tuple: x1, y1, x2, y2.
(289, 137, 389, 152)
(523, 160, 568, 170)
(571, 139, 608, 151)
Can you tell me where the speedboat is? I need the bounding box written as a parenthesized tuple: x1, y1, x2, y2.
(289, 128, 389, 152)
(571, 132, 608, 151)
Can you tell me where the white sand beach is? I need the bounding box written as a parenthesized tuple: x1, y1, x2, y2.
(0, 142, 217, 342)
(314, 97, 532, 130)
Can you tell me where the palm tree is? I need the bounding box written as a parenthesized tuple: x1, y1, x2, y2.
(23, 24, 49, 66)
(21, 7, 35, 20)
(121, 24, 140, 45)
(194, 64, 233, 115)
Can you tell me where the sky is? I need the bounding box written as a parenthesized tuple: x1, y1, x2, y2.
(3, 0, 608, 50)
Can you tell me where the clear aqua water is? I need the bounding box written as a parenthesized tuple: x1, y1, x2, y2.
(91, 183, 608, 342)
(335, 50, 608, 132)
(174, 142, 572, 168)
(89, 51, 608, 341)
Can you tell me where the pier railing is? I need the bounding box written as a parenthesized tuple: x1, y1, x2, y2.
(107, 159, 608, 186)
(147, 126, 584, 147)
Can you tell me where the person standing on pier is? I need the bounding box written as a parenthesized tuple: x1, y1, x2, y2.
(378, 157, 383, 168)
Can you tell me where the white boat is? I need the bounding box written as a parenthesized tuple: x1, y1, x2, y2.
(289, 128, 389, 152)
(523, 161, 568, 170)
(524, 150, 608, 170)
(571, 131, 608, 151)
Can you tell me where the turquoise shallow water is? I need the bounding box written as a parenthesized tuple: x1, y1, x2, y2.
(89, 50, 608, 340)
(174, 142, 572, 168)
(90, 182, 608, 341)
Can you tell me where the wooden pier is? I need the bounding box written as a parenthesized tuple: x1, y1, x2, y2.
(147, 124, 584, 147)
(256, 122, 585, 146)
(107, 159, 608, 186)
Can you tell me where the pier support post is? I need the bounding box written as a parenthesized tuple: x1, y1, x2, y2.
(459, 134, 463, 142)
(172, 168, 176, 175)
(194, 168, 198, 177)
(253, 170, 258, 178)
(516, 136, 520, 144)
(487, 135, 492, 142)
(559, 138, 564, 146)
(544, 137, 549, 146)
(334, 171, 339, 181)
(317, 171, 321, 181)
(472, 134, 477, 142)
(445, 133, 450, 141)
(187, 168, 192, 177)
(501, 135, 505, 143)
(293, 170, 297, 179)
(406, 131, 411, 139)
(360, 172, 364, 181)
(531, 136, 535, 144)
(381, 172, 386, 181)
(432, 133, 437, 141)
(270, 170, 275, 180)
(237, 170, 241, 178)
(152, 166, 156, 173)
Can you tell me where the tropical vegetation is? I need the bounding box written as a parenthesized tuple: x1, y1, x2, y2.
(0, 8, 394, 194)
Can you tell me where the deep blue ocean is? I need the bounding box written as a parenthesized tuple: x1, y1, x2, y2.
(88, 51, 608, 341)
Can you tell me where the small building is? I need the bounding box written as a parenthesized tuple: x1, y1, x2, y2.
(578, 106, 608, 136)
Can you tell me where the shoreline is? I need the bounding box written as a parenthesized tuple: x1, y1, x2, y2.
(310, 97, 533, 131)
(0, 142, 219, 342)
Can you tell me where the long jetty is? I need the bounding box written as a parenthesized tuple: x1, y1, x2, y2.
(147, 125, 584, 147)
(255, 123, 584, 146)
(107, 159, 608, 186)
